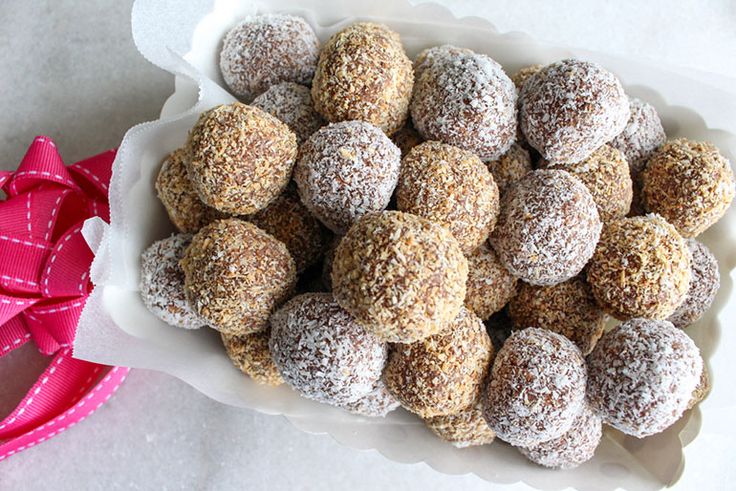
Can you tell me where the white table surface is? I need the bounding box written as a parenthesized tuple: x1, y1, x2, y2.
(1, 1, 735, 489)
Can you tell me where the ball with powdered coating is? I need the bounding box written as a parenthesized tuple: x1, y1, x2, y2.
(269, 293, 387, 405)
(425, 401, 496, 448)
(586, 318, 703, 438)
(484, 143, 533, 196)
(186, 103, 297, 215)
(140, 233, 204, 329)
(332, 211, 468, 343)
(482, 327, 587, 447)
(385, 307, 493, 418)
(609, 97, 666, 176)
(587, 215, 691, 320)
(490, 169, 602, 286)
(221, 330, 283, 386)
(251, 82, 324, 144)
(219, 14, 319, 101)
(520, 59, 629, 164)
(395, 141, 500, 254)
(294, 121, 401, 234)
(668, 239, 720, 329)
(642, 138, 735, 238)
(339, 379, 400, 418)
(464, 243, 517, 321)
(410, 45, 517, 161)
(181, 218, 296, 336)
(312, 23, 413, 135)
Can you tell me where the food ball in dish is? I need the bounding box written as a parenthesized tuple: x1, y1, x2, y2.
(252, 82, 325, 144)
(484, 143, 533, 196)
(609, 97, 666, 175)
(425, 402, 496, 448)
(667, 239, 720, 328)
(464, 243, 517, 321)
(339, 379, 400, 418)
(222, 330, 283, 386)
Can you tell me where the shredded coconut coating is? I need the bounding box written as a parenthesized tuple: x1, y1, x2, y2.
(219, 14, 319, 101)
(465, 243, 517, 321)
(642, 138, 735, 238)
(490, 169, 602, 286)
(251, 82, 325, 144)
(511, 64, 544, 92)
(181, 218, 296, 336)
(186, 103, 298, 215)
(410, 45, 517, 161)
(391, 122, 424, 156)
(668, 239, 720, 328)
(609, 97, 666, 175)
(269, 293, 387, 405)
(687, 364, 710, 410)
(482, 327, 587, 447)
(587, 215, 691, 320)
(332, 211, 468, 343)
(140, 234, 204, 329)
(508, 277, 606, 356)
(586, 318, 703, 438)
(518, 403, 602, 469)
(222, 330, 283, 386)
(385, 307, 493, 417)
(484, 143, 533, 196)
(312, 22, 413, 135)
(519, 59, 629, 164)
(485, 309, 514, 353)
(294, 120, 401, 234)
(245, 183, 330, 274)
(425, 401, 496, 448)
(541, 144, 633, 222)
(395, 141, 500, 254)
(339, 378, 400, 417)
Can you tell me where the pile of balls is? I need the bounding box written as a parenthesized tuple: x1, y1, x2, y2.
(139, 14, 734, 470)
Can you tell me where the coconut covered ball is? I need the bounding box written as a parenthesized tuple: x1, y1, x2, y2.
(465, 243, 518, 321)
(425, 402, 496, 448)
(181, 218, 296, 336)
(294, 121, 401, 234)
(609, 98, 666, 175)
(508, 277, 607, 356)
(482, 328, 587, 447)
(490, 169, 602, 286)
(484, 143, 533, 196)
(391, 122, 424, 156)
(668, 239, 720, 329)
(587, 318, 703, 438)
(219, 14, 319, 100)
(186, 103, 297, 215)
(520, 59, 629, 164)
(384, 307, 493, 417)
(269, 293, 387, 405)
(222, 331, 283, 386)
(339, 379, 400, 418)
(518, 404, 602, 470)
(541, 144, 633, 222)
(332, 211, 468, 343)
(140, 233, 204, 329)
(642, 138, 735, 238)
(251, 82, 325, 144)
(312, 23, 413, 135)
(587, 215, 691, 320)
(395, 141, 500, 254)
(410, 45, 517, 161)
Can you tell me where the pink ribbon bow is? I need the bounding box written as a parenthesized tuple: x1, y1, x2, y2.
(0, 136, 129, 461)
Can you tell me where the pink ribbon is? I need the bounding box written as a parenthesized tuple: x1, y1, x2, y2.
(0, 136, 129, 461)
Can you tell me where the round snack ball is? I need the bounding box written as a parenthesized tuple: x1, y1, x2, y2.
(642, 138, 735, 238)
(609, 97, 666, 175)
(384, 307, 493, 418)
(332, 211, 468, 343)
(312, 23, 413, 135)
(222, 331, 283, 386)
(269, 293, 387, 405)
(482, 327, 587, 447)
(187, 103, 297, 215)
(587, 215, 691, 320)
(508, 277, 606, 355)
(687, 364, 711, 410)
(395, 141, 500, 254)
(484, 143, 533, 196)
(140, 233, 204, 329)
(246, 183, 330, 274)
(410, 45, 517, 161)
(668, 239, 720, 328)
(339, 379, 400, 418)
(181, 218, 296, 335)
(391, 123, 424, 156)
(541, 144, 633, 222)
(518, 404, 602, 470)
(520, 59, 629, 164)
(511, 64, 544, 92)
(425, 402, 496, 448)
(465, 243, 517, 321)
(251, 82, 325, 144)
(587, 318, 703, 438)
(490, 169, 602, 286)
(219, 15, 319, 100)
(294, 121, 401, 234)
